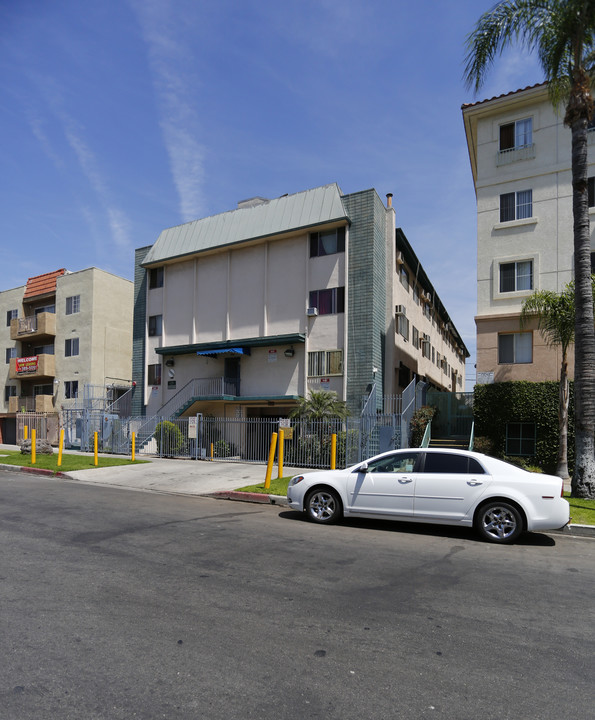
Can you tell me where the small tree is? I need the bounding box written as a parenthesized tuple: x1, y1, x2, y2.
(521, 286, 575, 479)
(521, 279, 595, 486)
(289, 390, 349, 421)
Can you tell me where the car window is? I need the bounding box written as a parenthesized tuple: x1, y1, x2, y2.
(468, 458, 487, 474)
(422, 452, 482, 474)
(367, 453, 419, 473)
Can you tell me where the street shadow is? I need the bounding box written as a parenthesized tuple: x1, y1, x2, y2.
(278, 510, 557, 546)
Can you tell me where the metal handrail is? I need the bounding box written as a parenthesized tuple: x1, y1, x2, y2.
(421, 420, 431, 448)
(155, 376, 238, 418)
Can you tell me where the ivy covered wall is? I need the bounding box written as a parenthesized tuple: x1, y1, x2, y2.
(473, 381, 574, 475)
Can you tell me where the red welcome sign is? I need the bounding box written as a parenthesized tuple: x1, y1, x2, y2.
(16, 356, 39, 373)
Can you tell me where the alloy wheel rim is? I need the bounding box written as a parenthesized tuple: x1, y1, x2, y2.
(482, 506, 517, 539)
(310, 492, 335, 520)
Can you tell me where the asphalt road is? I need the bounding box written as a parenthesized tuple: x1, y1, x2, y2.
(1, 472, 593, 720)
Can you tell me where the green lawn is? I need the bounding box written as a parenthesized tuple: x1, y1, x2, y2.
(237, 476, 292, 496)
(0, 449, 148, 473)
(565, 493, 595, 526)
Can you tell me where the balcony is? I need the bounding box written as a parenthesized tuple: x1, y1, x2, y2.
(9, 354, 56, 381)
(8, 395, 54, 413)
(10, 312, 56, 342)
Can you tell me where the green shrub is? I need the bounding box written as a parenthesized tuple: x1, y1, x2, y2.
(154, 420, 185, 456)
(410, 406, 436, 447)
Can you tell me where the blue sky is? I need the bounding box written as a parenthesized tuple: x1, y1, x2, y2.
(1, 0, 543, 389)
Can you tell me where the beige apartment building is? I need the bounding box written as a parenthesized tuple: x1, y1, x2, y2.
(0, 267, 133, 443)
(463, 82, 595, 383)
(133, 184, 468, 419)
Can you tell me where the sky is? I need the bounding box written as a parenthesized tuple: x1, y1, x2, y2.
(1, 0, 544, 390)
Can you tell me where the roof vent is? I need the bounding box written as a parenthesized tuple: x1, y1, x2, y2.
(237, 196, 270, 209)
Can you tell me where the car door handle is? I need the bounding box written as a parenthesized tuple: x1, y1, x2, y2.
(397, 477, 413, 483)
(467, 480, 483, 486)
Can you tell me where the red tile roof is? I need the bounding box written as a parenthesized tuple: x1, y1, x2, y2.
(23, 269, 66, 301)
(461, 82, 547, 109)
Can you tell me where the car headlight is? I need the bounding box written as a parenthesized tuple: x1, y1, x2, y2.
(288, 475, 304, 487)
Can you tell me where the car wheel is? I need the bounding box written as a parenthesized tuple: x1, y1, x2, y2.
(476, 501, 523, 544)
(305, 488, 342, 524)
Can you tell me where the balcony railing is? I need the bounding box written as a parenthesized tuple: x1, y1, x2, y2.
(496, 143, 536, 166)
(7, 395, 54, 413)
(10, 312, 56, 341)
(156, 376, 240, 417)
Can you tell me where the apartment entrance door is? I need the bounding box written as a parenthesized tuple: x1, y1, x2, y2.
(224, 357, 240, 395)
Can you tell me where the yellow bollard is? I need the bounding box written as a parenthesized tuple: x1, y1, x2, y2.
(264, 432, 278, 490)
(31, 428, 36, 465)
(211, 442, 214, 460)
(131, 432, 136, 462)
(24, 425, 28, 441)
(277, 428, 284, 479)
(94, 432, 98, 466)
(58, 428, 64, 467)
(330, 433, 337, 470)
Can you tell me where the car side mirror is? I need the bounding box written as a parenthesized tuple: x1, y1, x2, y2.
(358, 462, 368, 473)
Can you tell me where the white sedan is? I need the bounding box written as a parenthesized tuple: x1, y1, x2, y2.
(287, 448, 570, 543)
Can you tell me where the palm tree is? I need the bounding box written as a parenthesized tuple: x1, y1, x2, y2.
(521, 286, 576, 479)
(464, 0, 595, 499)
(289, 390, 349, 421)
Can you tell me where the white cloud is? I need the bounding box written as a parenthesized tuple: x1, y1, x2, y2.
(130, 0, 206, 222)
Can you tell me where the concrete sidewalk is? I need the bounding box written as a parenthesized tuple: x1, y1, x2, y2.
(0, 444, 301, 500)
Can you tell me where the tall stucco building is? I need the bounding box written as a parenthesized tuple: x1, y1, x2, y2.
(462, 82, 595, 383)
(0, 267, 133, 443)
(132, 184, 468, 419)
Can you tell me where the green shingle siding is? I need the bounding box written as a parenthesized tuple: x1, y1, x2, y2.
(132, 246, 151, 416)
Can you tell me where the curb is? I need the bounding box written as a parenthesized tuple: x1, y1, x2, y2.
(0, 463, 71, 480)
(209, 490, 289, 507)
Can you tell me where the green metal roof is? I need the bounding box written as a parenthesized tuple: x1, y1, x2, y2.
(156, 333, 306, 356)
(143, 183, 348, 266)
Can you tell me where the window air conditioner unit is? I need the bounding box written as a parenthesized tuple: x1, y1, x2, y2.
(395, 305, 405, 315)
(396, 251, 404, 266)
(306, 307, 318, 317)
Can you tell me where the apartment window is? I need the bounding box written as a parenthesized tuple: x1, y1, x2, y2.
(397, 312, 409, 341)
(422, 334, 431, 359)
(148, 363, 162, 385)
(498, 332, 532, 364)
(500, 118, 532, 150)
(412, 326, 419, 349)
(5, 385, 16, 402)
(5, 347, 17, 364)
(413, 285, 420, 305)
(500, 190, 532, 222)
(149, 267, 164, 289)
(308, 350, 343, 376)
(34, 384, 53, 396)
(6, 309, 17, 326)
(64, 381, 79, 399)
(34, 343, 54, 355)
(399, 266, 410, 291)
(308, 287, 345, 315)
(309, 227, 345, 257)
(499, 261, 533, 293)
(148, 315, 163, 337)
(65, 338, 79, 357)
(506, 422, 536, 456)
(65, 295, 80, 315)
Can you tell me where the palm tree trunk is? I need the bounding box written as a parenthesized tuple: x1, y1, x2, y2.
(569, 92, 595, 498)
(557, 355, 569, 480)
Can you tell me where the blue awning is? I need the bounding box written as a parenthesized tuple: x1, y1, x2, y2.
(196, 347, 250, 356)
